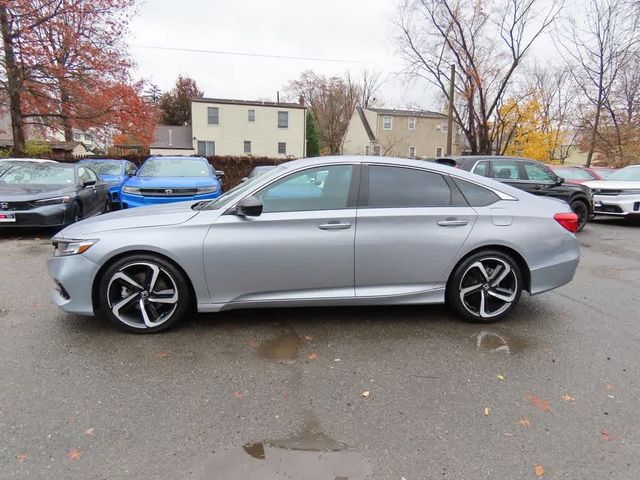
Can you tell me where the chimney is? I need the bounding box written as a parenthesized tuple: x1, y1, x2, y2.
(298, 95, 305, 106)
(277, 91, 280, 103)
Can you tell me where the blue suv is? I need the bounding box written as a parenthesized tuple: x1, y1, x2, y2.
(120, 156, 223, 208)
(78, 159, 137, 207)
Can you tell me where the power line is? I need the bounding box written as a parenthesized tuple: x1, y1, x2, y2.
(130, 44, 400, 66)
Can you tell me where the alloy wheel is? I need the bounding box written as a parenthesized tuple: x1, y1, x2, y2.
(106, 262, 179, 329)
(458, 257, 518, 319)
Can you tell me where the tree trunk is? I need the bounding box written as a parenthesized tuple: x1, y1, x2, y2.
(0, 6, 26, 154)
(585, 101, 602, 167)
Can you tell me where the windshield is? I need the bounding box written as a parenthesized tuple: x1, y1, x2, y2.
(195, 166, 286, 210)
(0, 164, 75, 185)
(81, 161, 122, 176)
(553, 168, 594, 180)
(139, 158, 211, 177)
(605, 167, 640, 182)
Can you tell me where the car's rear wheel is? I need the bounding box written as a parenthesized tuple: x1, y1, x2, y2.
(447, 251, 523, 323)
(71, 201, 83, 223)
(98, 254, 190, 333)
(570, 199, 589, 232)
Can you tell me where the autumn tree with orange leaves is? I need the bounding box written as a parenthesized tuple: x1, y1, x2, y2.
(0, 0, 156, 154)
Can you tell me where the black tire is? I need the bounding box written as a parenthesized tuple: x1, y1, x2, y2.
(71, 201, 83, 224)
(570, 199, 589, 232)
(446, 250, 523, 323)
(103, 199, 111, 214)
(98, 254, 191, 333)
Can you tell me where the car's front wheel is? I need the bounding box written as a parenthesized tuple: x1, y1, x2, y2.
(570, 199, 589, 232)
(98, 254, 191, 333)
(447, 251, 523, 323)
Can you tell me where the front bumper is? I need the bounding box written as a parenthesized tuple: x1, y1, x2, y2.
(593, 193, 640, 216)
(121, 191, 220, 208)
(0, 203, 72, 228)
(48, 253, 100, 315)
(108, 186, 121, 203)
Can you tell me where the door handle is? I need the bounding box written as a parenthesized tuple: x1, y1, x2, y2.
(318, 222, 351, 230)
(437, 219, 468, 227)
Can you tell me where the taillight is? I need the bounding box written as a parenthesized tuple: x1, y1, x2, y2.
(554, 213, 579, 233)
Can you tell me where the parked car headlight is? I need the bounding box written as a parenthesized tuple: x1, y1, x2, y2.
(52, 238, 99, 256)
(34, 196, 71, 206)
(197, 185, 218, 194)
(122, 186, 141, 194)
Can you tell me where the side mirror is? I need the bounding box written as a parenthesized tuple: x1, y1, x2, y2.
(235, 195, 263, 217)
(215, 170, 225, 178)
(83, 179, 96, 187)
(554, 176, 564, 186)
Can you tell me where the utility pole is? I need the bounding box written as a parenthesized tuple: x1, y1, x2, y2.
(446, 64, 455, 155)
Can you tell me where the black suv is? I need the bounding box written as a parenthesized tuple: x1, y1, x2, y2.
(436, 156, 593, 231)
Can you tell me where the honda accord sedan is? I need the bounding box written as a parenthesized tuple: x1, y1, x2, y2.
(48, 156, 581, 333)
(0, 162, 109, 228)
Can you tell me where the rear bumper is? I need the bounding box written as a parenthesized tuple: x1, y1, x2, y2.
(47, 253, 100, 315)
(593, 193, 640, 216)
(0, 204, 72, 228)
(121, 191, 220, 208)
(530, 256, 580, 295)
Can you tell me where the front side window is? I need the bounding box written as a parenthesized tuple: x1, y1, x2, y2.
(256, 165, 353, 213)
(278, 142, 286, 154)
(126, 163, 137, 175)
(408, 117, 416, 130)
(244, 141, 252, 154)
(197, 141, 215, 156)
(248, 109, 255, 122)
(524, 162, 555, 182)
(383, 116, 392, 130)
(491, 160, 522, 180)
(278, 111, 288, 128)
(207, 107, 219, 125)
(366, 165, 451, 208)
(83, 168, 98, 183)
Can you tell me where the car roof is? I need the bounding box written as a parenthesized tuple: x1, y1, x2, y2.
(1, 158, 58, 163)
(79, 158, 126, 163)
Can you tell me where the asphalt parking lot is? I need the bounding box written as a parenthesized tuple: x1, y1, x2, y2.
(0, 219, 639, 480)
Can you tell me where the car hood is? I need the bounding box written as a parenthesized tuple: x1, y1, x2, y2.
(125, 176, 218, 188)
(583, 180, 640, 189)
(0, 183, 75, 201)
(56, 201, 200, 237)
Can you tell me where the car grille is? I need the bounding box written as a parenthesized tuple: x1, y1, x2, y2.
(593, 189, 622, 196)
(140, 188, 197, 197)
(0, 201, 33, 211)
(594, 204, 623, 213)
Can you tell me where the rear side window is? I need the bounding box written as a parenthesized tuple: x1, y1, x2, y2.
(453, 178, 499, 206)
(366, 165, 451, 208)
(491, 160, 521, 180)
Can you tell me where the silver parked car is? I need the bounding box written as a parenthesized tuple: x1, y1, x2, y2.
(48, 156, 581, 333)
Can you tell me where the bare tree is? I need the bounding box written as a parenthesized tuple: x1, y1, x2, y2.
(557, 0, 639, 166)
(397, 0, 564, 154)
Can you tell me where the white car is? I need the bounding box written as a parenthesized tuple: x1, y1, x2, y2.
(585, 165, 640, 218)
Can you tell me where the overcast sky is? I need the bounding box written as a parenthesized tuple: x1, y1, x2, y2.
(126, 0, 431, 108)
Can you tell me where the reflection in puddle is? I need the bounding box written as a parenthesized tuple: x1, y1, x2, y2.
(476, 331, 530, 354)
(258, 329, 300, 360)
(195, 411, 372, 479)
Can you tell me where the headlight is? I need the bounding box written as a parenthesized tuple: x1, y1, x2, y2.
(197, 185, 218, 194)
(122, 186, 141, 194)
(52, 238, 99, 256)
(620, 189, 640, 195)
(34, 196, 71, 206)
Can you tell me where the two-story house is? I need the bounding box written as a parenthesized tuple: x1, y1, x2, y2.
(190, 98, 306, 158)
(342, 107, 452, 159)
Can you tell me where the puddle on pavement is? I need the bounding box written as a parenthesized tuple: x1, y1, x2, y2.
(475, 330, 531, 354)
(258, 329, 300, 361)
(194, 411, 372, 479)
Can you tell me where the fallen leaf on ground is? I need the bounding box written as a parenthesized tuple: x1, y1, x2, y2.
(561, 394, 576, 402)
(16, 453, 28, 463)
(497, 374, 505, 380)
(307, 352, 318, 360)
(526, 394, 551, 412)
(484, 407, 490, 416)
(85, 428, 94, 436)
(601, 429, 614, 441)
(606, 383, 614, 391)
(66, 449, 82, 460)
(304, 335, 313, 341)
(233, 391, 245, 399)
(156, 351, 170, 358)
(516, 418, 531, 427)
(334, 358, 340, 362)
(247, 338, 259, 347)
(361, 390, 370, 398)
(534, 464, 545, 477)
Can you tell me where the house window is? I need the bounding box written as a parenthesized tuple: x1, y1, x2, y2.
(197, 141, 215, 156)
(408, 117, 416, 130)
(278, 142, 286, 154)
(435, 147, 443, 157)
(383, 116, 392, 130)
(73, 132, 81, 141)
(244, 141, 252, 154)
(248, 109, 255, 122)
(373, 145, 381, 156)
(278, 111, 288, 128)
(409, 146, 416, 158)
(365, 145, 370, 155)
(207, 107, 219, 125)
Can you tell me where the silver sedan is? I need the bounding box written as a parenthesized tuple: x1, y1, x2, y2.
(48, 156, 581, 333)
